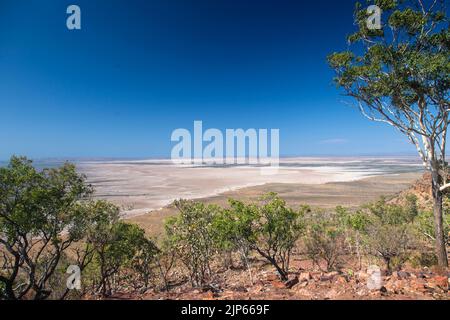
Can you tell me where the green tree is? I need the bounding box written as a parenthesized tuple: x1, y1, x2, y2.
(0, 156, 92, 300)
(84, 201, 151, 296)
(337, 206, 371, 270)
(131, 236, 160, 292)
(251, 193, 305, 281)
(213, 199, 259, 284)
(328, 0, 449, 267)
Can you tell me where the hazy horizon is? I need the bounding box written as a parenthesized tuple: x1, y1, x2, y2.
(0, 153, 424, 163)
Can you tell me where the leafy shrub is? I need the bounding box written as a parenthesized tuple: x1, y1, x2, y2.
(252, 194, 305, 280)
(337, 206, 372, 269)
(165, 200, 220, 287)
(94, 221, 152, 296)
(304, 210, 346, 272)
(364, 198, 418, 272)
(220, 193, 304, 281)
(368, 196, 418, 225)
(414, 209, 449, 245)
(366, 223, 413, 272)
(155, 240, 177, 291)
(409, 250, 438, 268)
(79, 200, 157, 296)
(131, 237, 160, 292)
(212, 199, 258, 280)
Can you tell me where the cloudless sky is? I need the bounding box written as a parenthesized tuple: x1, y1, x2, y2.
(0, 0, 418, 159)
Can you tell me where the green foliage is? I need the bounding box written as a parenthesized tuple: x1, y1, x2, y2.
(102, 222, 148, 274)
(364, 198, 419, 272)
(86, 208, 155, 296)
(0, 156, 92, 242)
(367, 196, 418, 225)
(213, 199, 259, 253)
(328, 0, 449, 163)
(338, 206, 371, 232)
(131, 237, 160, 291)
(414, 209, 450, 245)
(213, 193, 304, 281)
(0, 156, 93, 300)
(164, 194, 304, 282)
(336, 197, 422, 272)
(212, 199, 258, 273)
(305, 210, 347, 272)
(366, 223, 413, 272)
(252, 193, 305, 280)
(0, 156, 158, 299)
(165, 200, 220, 287)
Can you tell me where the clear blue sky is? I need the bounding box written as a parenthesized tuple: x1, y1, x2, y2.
(0, 0, 417, 159)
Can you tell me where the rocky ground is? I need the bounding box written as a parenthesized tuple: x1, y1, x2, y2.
(107, 259, 449, 300)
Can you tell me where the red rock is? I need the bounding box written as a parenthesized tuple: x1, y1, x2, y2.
(410, 281, 428, 293)
(272, 281, 286, 289)
(203, 291, 215, 300)
(430, 276, 449, 289)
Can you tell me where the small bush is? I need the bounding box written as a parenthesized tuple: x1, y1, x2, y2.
(304, 210, 346, 272)
(204, 193, 304, 281)
(155, 240, 177, 291)
(165, 200, 220, 287)
(366, 223, 413, 272)
(251, 193, 305, 281)
(212, 199, 258, 281)
(364, 198, 417, 272)
(131, 238, 160, 292)
(414, 209, 449, 246)
(409, 250, 438, 268)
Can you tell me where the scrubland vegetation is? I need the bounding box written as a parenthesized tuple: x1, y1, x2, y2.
(0, 157, 448, 300)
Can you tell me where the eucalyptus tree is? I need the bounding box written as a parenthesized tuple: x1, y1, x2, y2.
(328, 0, 449, 267)
(0, 157, 93, 299)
